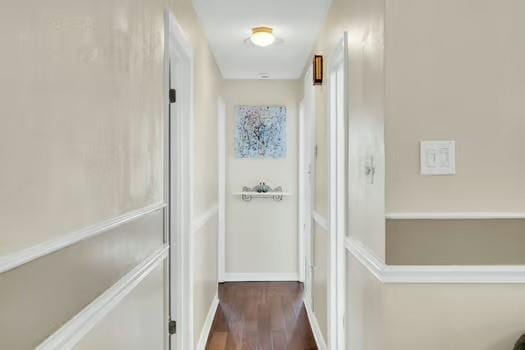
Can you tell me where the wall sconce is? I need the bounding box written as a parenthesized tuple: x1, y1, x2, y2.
(313, 55, 323, 85)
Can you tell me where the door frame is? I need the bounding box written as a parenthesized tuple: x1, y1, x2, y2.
(165, 11, 194, 350)
(328, 32, 348, 350)
(299, 66, 316, 307)
(217, 96, 226, 283)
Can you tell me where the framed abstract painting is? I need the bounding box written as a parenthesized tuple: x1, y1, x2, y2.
(235, 105, 287, 159)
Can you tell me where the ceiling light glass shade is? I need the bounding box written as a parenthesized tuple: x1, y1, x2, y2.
(250, 27, 275, 47)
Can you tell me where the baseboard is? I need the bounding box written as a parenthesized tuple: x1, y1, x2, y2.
(196, 294, 219, 350)
(223, 273, 299, 282)
(304, 300, 327, 350)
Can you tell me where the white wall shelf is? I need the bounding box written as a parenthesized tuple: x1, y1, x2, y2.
(232, 192, 292, 201)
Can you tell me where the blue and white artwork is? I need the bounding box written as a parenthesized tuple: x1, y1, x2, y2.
(235, 105, 287, 159)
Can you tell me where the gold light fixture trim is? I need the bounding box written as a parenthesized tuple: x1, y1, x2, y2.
(250, 27, 276, 47)
(313, 55, 323, 85)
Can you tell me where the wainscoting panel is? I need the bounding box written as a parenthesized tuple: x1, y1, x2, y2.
(387, 219, 525, 265)
(0, 208, 164, 350)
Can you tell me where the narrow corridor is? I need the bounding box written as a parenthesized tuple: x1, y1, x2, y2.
(206, 283, 317, 350)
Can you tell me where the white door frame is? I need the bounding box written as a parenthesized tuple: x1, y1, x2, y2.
(328, 32, 348, 350)
(299, 67, 316, 307)
(217, 97, 226, 283)
(165, 11, 194, 350)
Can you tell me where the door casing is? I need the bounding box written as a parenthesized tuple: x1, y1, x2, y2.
(165, 11, 194, 350)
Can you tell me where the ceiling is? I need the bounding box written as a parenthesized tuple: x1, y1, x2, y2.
(192, 0, 332, 80)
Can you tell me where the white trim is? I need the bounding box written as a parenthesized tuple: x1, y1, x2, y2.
(386, 212, 525, 220)
(328, 33, 348, 350)
(37, 245, 169, 350)
(312, 211, 329, 232)
(298, 100, 306, 284)
(222, 273, 299, 282)
(304, 299, 327, 350)
(195, 294, 219, 350)
(0, 203, 166, 275)
(191, 206, 219, 233)
(345, 237, 525, 284)
(166, 11, 194, 350)
(217, 96, 226, 283)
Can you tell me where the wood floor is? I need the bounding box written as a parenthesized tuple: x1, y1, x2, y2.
(205, 282, 318, 350)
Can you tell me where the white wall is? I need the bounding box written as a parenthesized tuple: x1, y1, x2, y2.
(223, 79, 299, 277)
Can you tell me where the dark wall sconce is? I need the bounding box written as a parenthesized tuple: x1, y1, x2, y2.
(313, 55, 323, 85)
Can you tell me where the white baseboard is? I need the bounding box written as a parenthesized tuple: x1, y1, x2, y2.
(195, 294, 219, 350)
(304, 300, 327, 350)
(37, 246, 169, 349)
(223, 273, 299, 282)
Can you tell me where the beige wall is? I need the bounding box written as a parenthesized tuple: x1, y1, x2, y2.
(314, 0, 386, 261)
(387, 219, 525, 265)
(312, 223, 329, 340)
(0, 0, 165, 257)
(384, 283, 525, 350)
(385, 0, 525, 213)
(0, 0, 222, 348)
(346, 253, 385, 350)
(307, 0, 387, 345)
(346, 252, 525, 350)
(223, 79, 299, 275)
(384, 0, 525, 264)
(74, 265, 166, 350)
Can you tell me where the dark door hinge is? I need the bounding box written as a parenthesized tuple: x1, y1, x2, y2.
(169, 88, 176, 104)
(169, 320, 177, 335)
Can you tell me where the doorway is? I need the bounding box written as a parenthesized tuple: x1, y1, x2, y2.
(299, 67, 316, 310)
(165, 11, 194, 350)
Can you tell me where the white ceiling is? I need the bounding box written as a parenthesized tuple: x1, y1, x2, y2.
(192, 0, 332, 80)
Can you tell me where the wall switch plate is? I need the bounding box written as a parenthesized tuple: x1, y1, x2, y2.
(420, 141, 456, 175)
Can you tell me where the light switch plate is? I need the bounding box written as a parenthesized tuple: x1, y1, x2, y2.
(420, 141, 456, 175)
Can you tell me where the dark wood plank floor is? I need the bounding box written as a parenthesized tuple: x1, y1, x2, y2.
(205, 282, 318, 350)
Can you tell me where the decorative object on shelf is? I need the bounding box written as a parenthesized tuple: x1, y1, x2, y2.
(235, 105, 287, 159)
(313, 55, 323, 85)
(238, 182, 286, 201)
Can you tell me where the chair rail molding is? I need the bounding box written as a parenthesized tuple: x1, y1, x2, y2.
(37, 245, 169, 350)
(386, 212, 525, 220)
(0, 202, 167, 274)
(191, 205, 219, 233)
(345, 237, 525, 284)
(312, 211, 329, 232)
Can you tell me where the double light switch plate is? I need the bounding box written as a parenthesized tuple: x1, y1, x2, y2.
(420, 141, 456, 175)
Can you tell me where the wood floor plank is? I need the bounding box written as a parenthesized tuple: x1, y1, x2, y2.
(208, 332, 228, 350)
(205, 282, 318, 350)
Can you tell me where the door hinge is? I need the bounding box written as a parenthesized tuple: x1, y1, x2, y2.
(169, 88, 176, 104)
(168, 320, 177, 335)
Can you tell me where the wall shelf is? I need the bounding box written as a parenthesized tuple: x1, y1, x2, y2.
(233, 192, 292, 201)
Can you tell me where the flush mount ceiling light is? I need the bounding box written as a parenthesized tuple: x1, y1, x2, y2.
(250, 27, 275, 47)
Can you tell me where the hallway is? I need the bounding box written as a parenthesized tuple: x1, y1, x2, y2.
(1, 0, 525, 349)
(206, 283, 317, 350)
